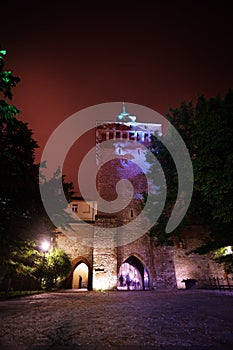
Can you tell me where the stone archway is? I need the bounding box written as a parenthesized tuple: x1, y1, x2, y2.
(72, 258, 92, 290)
(118, 255, 150, 290)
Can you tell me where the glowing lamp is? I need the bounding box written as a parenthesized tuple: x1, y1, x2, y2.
(41, 240, 50, 252)
(226, 246, 233, 255)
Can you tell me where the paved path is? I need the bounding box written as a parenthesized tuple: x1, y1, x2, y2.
(0, 289, 233, 349)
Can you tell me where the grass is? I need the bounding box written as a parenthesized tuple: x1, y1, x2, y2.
(0, 289, 50, 300)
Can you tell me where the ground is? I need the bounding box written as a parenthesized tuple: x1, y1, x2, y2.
(0, 289, 232, 349)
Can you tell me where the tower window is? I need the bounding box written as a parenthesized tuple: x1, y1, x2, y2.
(130, 209, 134, 218)
(72, 204, 78, 212)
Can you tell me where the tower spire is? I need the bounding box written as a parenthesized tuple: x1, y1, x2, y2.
(116, 101, 137, 123)
(122, 100, 126, 115)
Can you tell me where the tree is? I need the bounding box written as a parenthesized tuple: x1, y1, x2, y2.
(0, 49, 39, 231)
(145, 132, 178, 245)
(214, 246, 233, 274)
(39, 166, 75, 231)
(146, 90, 233, 261)
(0, 49, 75, 291)
(166, 90, 233, 253)
(41, 248, 72, 289)
(0, 49, 41, 289)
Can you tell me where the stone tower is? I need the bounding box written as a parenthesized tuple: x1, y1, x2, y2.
(92, 104, 162, 290)
(54, 103, 226, 291)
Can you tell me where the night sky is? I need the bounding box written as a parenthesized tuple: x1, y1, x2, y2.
(1, 0, 233, 189)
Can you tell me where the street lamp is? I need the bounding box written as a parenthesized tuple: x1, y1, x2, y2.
(41, 240, 50, 253)
(40, 240, 50, 289)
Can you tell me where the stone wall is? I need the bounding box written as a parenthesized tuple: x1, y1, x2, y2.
(92, 216, 118, 290)
(54, 225, 226, 291)
(54, 232, 93, 264)
(172, 226, 225, 289)
(152, 245, 178, 289)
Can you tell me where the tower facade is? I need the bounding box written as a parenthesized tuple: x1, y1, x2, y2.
(95, 104, 162, 224)
(93, 105, 165, 290)
(54, 104, 225, 291)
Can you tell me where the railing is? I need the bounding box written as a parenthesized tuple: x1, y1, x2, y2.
(198, 276, 233, 291)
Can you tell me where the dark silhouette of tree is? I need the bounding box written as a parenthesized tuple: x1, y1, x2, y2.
(0, 49, 74, 291)
(166, 91, 233, 253)
(146, 90, 233, 260)
(0, 49, 41, 289)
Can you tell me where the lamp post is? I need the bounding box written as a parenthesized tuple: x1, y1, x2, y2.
(40, 240, 50, 289)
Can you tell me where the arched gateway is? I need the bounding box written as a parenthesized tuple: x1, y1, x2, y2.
(69, 255, 150, 291)
(71, 258, 92, 290)
(118, 255, 150, 290)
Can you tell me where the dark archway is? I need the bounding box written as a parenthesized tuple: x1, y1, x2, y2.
(118, 255, 150, 290)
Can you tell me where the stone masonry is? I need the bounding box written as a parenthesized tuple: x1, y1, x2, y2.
(54, 106, 226, 291)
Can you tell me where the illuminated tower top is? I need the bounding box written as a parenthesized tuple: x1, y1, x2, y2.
(116, 102, 137, 123)
(95, 104, 163, 223)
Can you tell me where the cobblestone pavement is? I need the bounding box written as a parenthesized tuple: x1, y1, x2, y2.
(0, 289, 233, 349)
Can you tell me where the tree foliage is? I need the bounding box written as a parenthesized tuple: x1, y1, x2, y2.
(0, 49, 74, 290)
(165, 90, 233, 251)
(145, 133, 178, 245)
(214, 246, 233, 274)
(146, 90, 233, 255)
(0, 49, 39, 255)
(42, 248, 72, 288)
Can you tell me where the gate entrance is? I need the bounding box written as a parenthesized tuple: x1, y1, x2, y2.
(118, 256, 150, 290)
(72, 262, 89, 290)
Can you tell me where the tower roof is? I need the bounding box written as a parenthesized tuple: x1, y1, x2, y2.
(116, 102, 136, 123)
